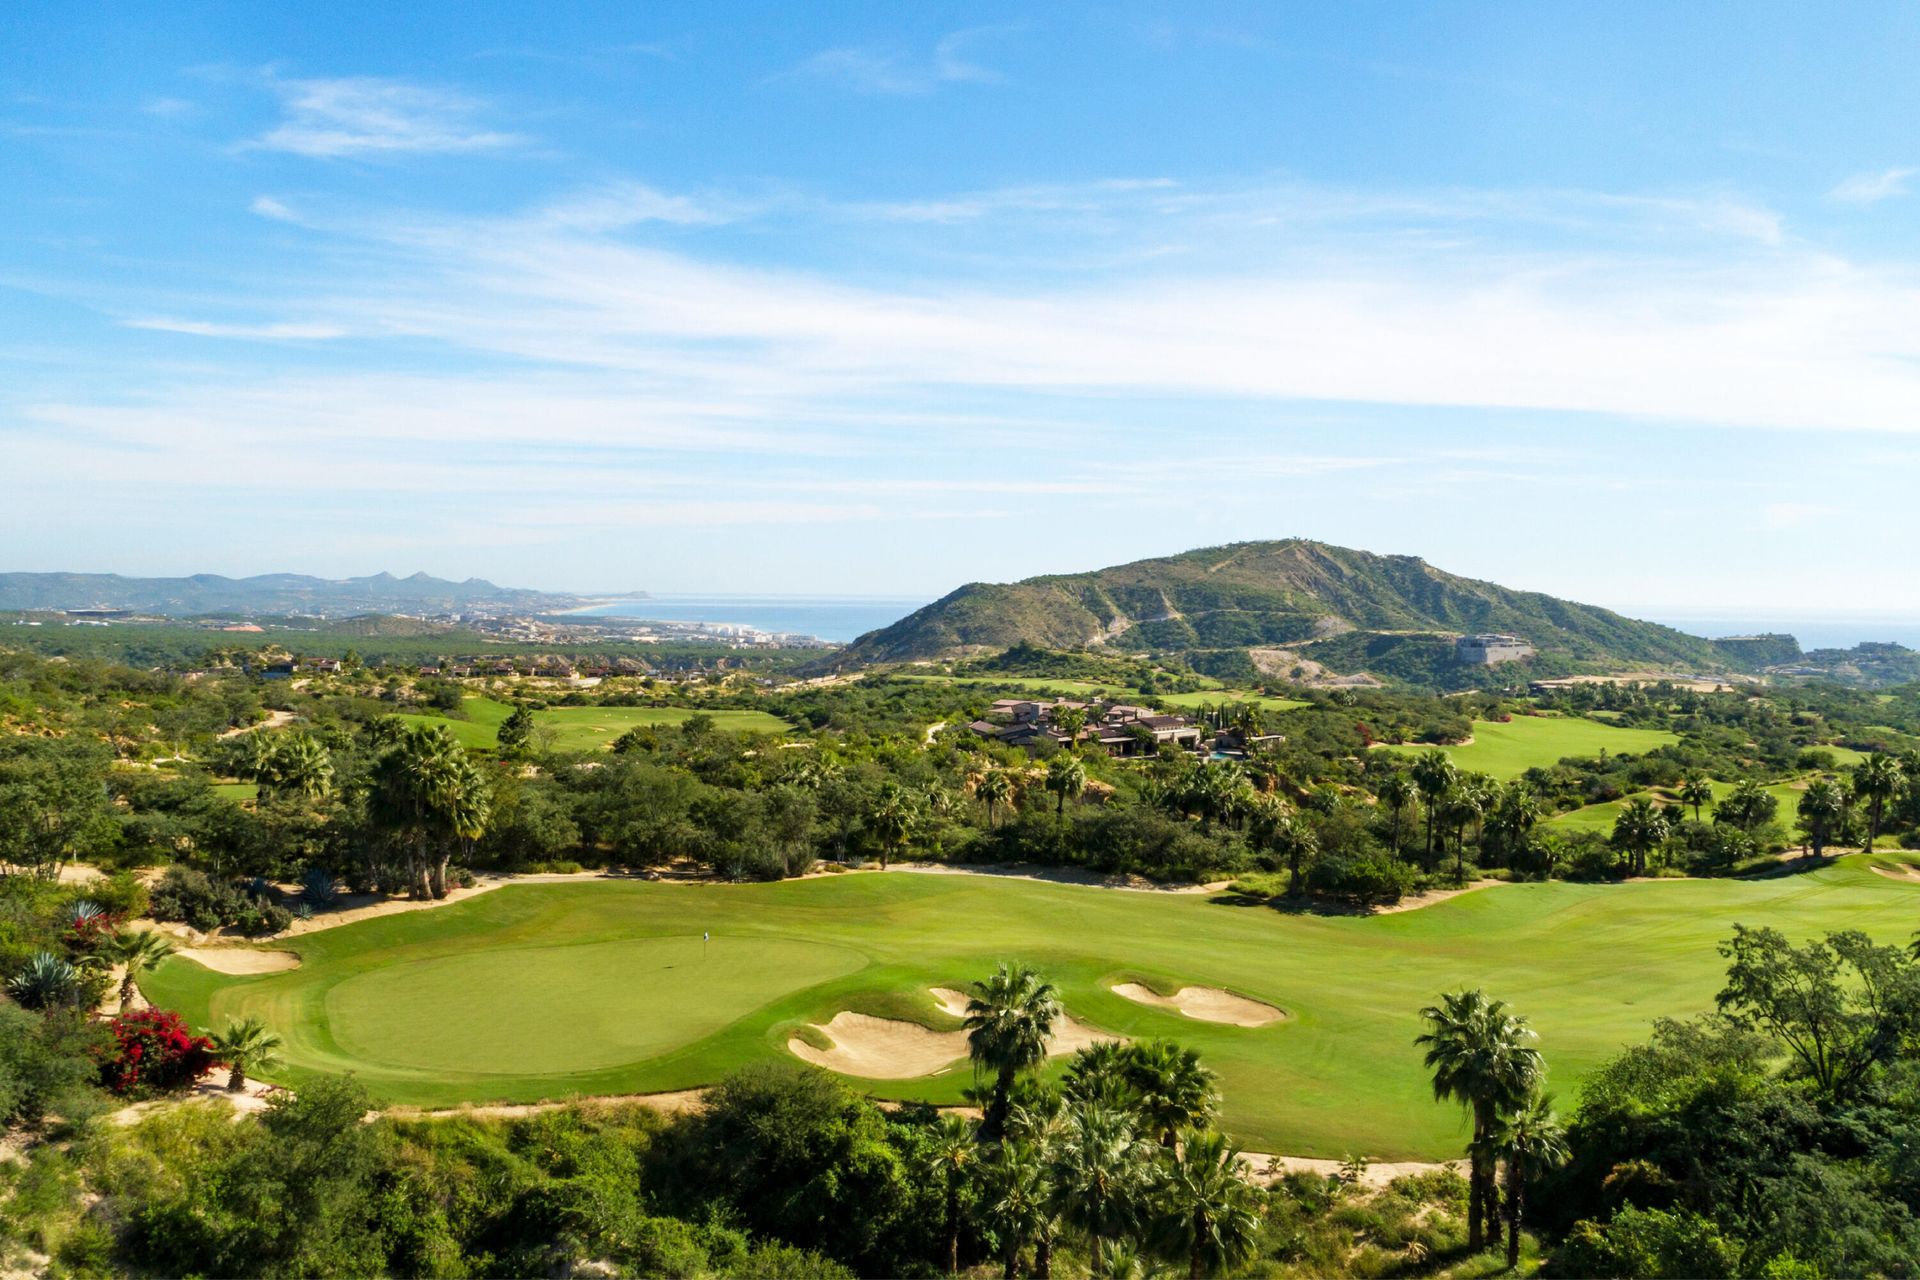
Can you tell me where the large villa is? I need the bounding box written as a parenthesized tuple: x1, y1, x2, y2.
(967, 697, 1270, 758)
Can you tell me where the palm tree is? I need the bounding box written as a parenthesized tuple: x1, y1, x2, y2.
(1377, 772, 1417, 857)
(1610, 797, 1669, 877)
(430, 752, 492, 897)
(1415, 989, 1544, 1253)
(982, 1138, 1050, 1280)
(1853, 753, 1905, 853)
(923, 1112, 978, 1275)
(1048, 1104, 1157, 1274)
(1045, 754, 1087, 821)
(1492, 1091, 1569, 1269)
(369, 722, 466, 898)
(1716, 778, 1776, 834)
(107, 929, 175, 1008)
(1483, 782, 1540, 867)
(1797, 777, 1846, 858)
(867, 781, 918, 870)
(209, 1015, 283, 1092)
(1123, 1039, 1219, 1146)
(1194, 762, 1247, 833)
(978, 769, 1016, 829)
(967, 961, 1061, 1137)
(265, 732, 334, 801)
(1411, 750, 1457, 865)
(1677, 772, 1713, 824)
(1153, 1128, 1264, 1280)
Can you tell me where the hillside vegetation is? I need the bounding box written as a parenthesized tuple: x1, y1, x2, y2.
(833, 540, 1721, 682)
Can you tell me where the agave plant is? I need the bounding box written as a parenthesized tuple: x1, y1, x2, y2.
(7, 951, 83, 1009)
(67, 899, 107, 927)
(299, 867, 340, 909)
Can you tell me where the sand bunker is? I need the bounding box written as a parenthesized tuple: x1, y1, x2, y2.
(929, 986, 972, 1017)
(790, 1001, 1122, 1079)
(179, 947, 302, 975)
(1112, 982, 1284, 1027)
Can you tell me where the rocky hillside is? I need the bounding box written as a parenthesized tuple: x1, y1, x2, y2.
(833, 540, 1722, 679)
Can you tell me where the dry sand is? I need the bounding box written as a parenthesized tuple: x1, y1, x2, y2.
(218, 709, 296, 738)
(1111, 982, 1284, 1027)
(1241, 1152, 1463, 1189)
(109, 1078, 280, 1127)
(789, 994, 1122, 1079)
(178, 947, 302, 975)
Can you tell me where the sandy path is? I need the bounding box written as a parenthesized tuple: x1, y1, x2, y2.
(178, 947, 302, 974)
(219, 709, 296, 738)
(1112, 982, 1284, 1027)
(109, 1078, 279, 1127)
(388, 1090, 708, 1121)
(1242, 1152, 1463, 1189)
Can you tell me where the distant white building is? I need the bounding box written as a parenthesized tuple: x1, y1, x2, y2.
(1456, 633, 1534, 665)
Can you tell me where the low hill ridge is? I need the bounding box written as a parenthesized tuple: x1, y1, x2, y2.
(834, 539, 1721, 676)
(0, 571, 594, 617)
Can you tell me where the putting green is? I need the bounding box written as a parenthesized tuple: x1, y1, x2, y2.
(142, 858, 1920, 1159)
(396, 697, 793, 752)
(326, 936, 864, 1075)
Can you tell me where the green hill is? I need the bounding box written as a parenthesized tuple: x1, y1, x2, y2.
(831, 540, 1722, 683)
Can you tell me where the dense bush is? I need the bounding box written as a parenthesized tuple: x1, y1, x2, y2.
(97, 1007, 215, 1096)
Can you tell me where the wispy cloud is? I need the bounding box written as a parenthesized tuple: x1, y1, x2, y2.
(247, 75, 522, 157)
(1762, 501, 1838, 529)
(122, 317, 347, 340)
(1829, 167, 1915, 204)
(777, 27, 1011, 95)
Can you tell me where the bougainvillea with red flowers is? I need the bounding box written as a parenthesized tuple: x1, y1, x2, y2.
(66, 910, 121, 949)
(98, 1007, 216, 1096)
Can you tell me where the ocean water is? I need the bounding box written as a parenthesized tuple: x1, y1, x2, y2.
(1640, 613, 1920, 652)
(570, 595, 929, 644)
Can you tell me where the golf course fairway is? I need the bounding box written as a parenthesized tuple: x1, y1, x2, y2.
(142, 858, 1920, 1159)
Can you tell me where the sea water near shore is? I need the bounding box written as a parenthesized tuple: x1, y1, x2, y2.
(569, 595, 929, 644)
(1639, 613, 1920, 652)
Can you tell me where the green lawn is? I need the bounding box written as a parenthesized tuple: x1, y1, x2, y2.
(891, 675, 1306, 712)
(1546, 777, 1812, 835)
(1381, 716, 1681, 781)
(397, 697, 792, 752)
(209, 780, 259, 801)
(1154, 691, 1310, 712)
(143, 857, 1920, 1159)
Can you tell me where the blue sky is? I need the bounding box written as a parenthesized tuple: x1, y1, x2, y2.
(7, 2, 1920, 614)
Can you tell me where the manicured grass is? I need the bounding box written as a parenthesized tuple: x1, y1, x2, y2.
(143, 857, 1920, 1159)
(208, 780, 259, 801)
(892, 675, 1306, 712)
(1381, 716, 1681, 781)
(1545, 777, 1813, 835)
(398, 697, 792, 752)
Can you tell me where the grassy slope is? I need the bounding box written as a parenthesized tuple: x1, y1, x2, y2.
(144, 858, 1920, 1159)
(1547, 778, 1811, 835)
(1378, 716, 1680, 782)
(397, 697, 791, 751)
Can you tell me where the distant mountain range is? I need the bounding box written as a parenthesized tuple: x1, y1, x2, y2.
(831, 540, 1728, 685)
(0, 572, 601, 617)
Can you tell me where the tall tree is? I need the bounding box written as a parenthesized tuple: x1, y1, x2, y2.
(922, 1112, 978, 1275)
(1044, 754, 1087, 821)
(1677, 772, 1713, 825)
(1411, 750, 1457, 865)
(867, 780, 917, 870)
(1123, 1039, 1218, 1146)
(966, 961, 1061, 1138)
(1492, 1091, 1569, 1270)
(1611, 797, 1669, 877)
(977, 769, 1016, 829)
(1377, 772, 1417, 858)
(1048, 1103, 1157, 1274)
(107, 929, 175, 1009)
(1853, 753, 1904, 853)
(1797, 777, 1846, 858)
(1152, 1129, 1264, 1280)
(1416, 989, 1544, 1252)
(982, 1138, 1050, 1280)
